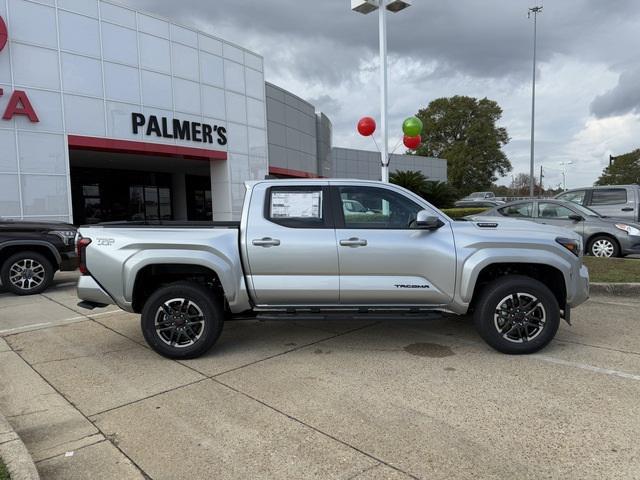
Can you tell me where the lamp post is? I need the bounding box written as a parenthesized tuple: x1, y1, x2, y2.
(528, 6, 543, 197)
(352, 0, 411, 183)
(559, 161, 573, 191)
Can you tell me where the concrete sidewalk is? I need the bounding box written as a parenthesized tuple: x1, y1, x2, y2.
(2, 287, 640, 479)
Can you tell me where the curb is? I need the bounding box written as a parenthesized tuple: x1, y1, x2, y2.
(0, 412, 40, 480)
(590, 283, 640, 296)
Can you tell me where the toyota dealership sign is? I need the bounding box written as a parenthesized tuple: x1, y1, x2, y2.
(0, 15, 39, 122)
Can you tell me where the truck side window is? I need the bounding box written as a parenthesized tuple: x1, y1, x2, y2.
(266, 186, 330, 228)
(590, 189, 627, 206)
(557, 190, 586, 205)
(338, 186, 422, 229)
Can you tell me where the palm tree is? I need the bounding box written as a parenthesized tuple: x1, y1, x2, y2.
(389, 170, 429, 196)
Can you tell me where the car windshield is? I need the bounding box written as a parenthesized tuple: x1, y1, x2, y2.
(468, 193, 484, 198)
(569, 203, 601, 218)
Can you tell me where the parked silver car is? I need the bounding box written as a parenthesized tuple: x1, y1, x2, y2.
(474, 199, 640, 257)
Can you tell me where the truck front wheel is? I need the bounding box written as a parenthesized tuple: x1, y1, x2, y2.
(473, 275, 560, 355)
(141, 282, 224, 359)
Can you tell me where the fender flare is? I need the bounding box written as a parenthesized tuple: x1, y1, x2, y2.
(0, 240, 62, 266)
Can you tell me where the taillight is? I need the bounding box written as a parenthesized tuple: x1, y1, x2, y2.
(77, 237, 92, 275)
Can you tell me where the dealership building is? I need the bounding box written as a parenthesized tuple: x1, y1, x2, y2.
(0, 0, 446, 224)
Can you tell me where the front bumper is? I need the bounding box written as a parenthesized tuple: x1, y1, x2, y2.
(77, 275, 115, 307)
(619, 236, 640, 256)
(59, 251, 79, 271)
(568, 264, 590, 308)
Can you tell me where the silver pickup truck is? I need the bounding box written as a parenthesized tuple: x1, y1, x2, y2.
(76, 179, 589, 359)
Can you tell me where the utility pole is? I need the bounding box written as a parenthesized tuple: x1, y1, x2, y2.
(528, 6, 543, 198)
(539, 165, 544, 196)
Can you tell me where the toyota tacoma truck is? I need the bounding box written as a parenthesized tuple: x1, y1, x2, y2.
(76, 179, 589, 358)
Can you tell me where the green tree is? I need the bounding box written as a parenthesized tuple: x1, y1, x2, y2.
(413, 96, 512, 195)
(389, 170, 429, 196)
(596, 149, 640, 185)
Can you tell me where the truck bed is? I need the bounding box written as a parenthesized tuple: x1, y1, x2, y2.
(82, 221, 240, 229)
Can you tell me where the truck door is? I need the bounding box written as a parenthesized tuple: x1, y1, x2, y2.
(587, 188, 635, 220)
(332, 184, 456, 306)
(244, 183, 339, 306)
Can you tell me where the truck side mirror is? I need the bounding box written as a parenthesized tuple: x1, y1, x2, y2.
(416, 210, 444, 230)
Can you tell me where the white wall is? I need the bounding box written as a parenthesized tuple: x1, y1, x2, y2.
(0, 0, 268, 222)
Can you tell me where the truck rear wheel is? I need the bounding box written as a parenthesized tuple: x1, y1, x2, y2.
(473, 275, 560, 355)
(141, 281, 224, 359)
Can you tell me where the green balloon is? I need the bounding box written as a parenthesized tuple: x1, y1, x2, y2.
(402, 117, 423, 137)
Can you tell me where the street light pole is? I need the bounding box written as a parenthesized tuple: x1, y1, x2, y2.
(352, 0, 411, 182)
(379, 4, 389, 182)
(528, 6, 542, 198)
(559, 161, 573, 191)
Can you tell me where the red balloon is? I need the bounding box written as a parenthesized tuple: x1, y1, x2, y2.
(403, 134, 421, 149)
(357, 117, 376, 136)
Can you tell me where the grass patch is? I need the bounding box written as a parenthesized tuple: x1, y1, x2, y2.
(583, 256, 640, 283)
(0, 458, 10, 480)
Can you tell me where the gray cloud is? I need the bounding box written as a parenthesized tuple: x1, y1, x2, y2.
(118, 0, 640, 186)
(591, 67, 640, 118)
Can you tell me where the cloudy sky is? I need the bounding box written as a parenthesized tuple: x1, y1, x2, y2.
(120, 0, 640, 189)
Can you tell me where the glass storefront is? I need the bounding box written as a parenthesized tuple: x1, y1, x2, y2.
(71, 167, 173, 225)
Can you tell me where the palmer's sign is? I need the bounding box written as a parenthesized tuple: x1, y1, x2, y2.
(132, 113, 228, 146)
(0, 16, 39, 123)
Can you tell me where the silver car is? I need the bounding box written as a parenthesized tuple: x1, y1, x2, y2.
(475, 199, 640, 257)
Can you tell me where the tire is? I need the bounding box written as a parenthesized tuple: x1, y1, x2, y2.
(0, 251, 54, 295)
(588, 236, 620, 258)
(473, 275, 560, 355)
(141, 281, 224, 359)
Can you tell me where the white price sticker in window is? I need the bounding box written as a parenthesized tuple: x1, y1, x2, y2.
(271, 191, 322, 219)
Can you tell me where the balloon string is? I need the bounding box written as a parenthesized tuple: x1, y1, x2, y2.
(371, 135, 380, 153)
(390, 138, 403, 155)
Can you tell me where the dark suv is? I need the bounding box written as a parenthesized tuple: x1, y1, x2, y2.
(0, 219, 78, 295)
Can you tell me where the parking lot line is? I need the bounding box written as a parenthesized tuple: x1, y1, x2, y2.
(536, 355, 640, 381)
(0, 310, 119, 336)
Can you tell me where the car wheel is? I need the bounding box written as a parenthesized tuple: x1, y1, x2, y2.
(473, 275, 560, 355)
(588, 236, 619, 258)
(0, 251, 54, 296)
(141, 281, 224, 359)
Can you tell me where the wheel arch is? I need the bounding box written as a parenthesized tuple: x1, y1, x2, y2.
(585, 233, 620, 256)
(131, 263, 226, 313)
(0, 242, 60, 271)
(469, 262, 567, 312)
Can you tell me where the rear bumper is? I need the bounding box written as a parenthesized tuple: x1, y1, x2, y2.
(77, 275, 115, 307)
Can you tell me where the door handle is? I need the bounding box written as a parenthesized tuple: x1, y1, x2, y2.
(340, 237, 368, 247)
(252, 237, 281, 247)
(622, 207, 634, 212)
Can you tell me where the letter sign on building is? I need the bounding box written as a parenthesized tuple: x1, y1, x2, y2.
(0, 16, 39, 122)
(132, 113, 227, 146)
(0, 16, 8, 52)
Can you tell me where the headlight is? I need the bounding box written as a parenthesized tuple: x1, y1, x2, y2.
(615, 224, 640, 236)
(49, 230, 77, 245)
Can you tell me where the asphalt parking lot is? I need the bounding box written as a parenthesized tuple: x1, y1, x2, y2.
(1, 273, 640, 479)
